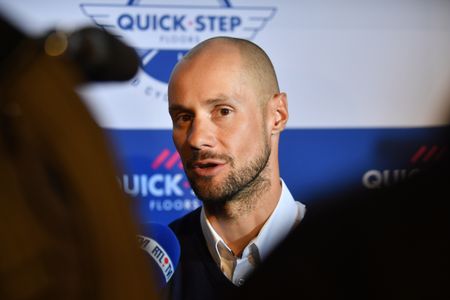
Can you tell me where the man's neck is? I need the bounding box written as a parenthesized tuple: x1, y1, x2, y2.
(204, 176, 282, 257)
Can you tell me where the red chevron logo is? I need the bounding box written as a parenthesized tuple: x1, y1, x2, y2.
(151, 149, 183, 170)
(410, 145, 447, 164)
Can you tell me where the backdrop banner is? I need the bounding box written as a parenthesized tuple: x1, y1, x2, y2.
(1, 0, 449, 224)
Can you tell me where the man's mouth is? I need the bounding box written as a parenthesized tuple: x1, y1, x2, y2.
(197, 162, 218, 168)
(190, 160, 226, 176)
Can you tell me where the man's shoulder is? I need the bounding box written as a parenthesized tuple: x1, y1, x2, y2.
(169, 207, 202, 236)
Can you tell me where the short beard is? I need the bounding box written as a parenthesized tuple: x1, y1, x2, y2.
(187, 141, 272, 216)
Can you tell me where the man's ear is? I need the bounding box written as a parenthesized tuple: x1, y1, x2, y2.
(271, 92, 289, 135)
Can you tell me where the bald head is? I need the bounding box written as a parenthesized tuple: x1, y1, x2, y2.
(171, 37, 280, 103)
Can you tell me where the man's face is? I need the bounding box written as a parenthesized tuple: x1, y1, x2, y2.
(168, 50, 272, 204)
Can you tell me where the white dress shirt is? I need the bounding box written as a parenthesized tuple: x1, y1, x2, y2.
(200, 179, 306, 286)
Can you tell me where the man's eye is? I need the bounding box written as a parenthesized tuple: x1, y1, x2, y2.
(219, 108, 231, 116)
(176, 114, 192, 123)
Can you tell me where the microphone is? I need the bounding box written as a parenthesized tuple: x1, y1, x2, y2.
(0, 16, 25, 66)
(66, 27, 139, 82)
(42, 27, 139, 82)
(137, 222, 180, 290)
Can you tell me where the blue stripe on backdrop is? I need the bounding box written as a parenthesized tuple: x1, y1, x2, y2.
(106, 127, 449, 225)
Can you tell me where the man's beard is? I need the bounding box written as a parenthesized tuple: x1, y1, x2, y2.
(185, 141, 271, 208)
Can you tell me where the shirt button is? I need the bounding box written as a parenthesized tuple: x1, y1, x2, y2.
(237, 278, 245, 286)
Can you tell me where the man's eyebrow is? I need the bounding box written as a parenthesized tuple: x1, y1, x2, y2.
(205, 95, 239, 105)
(169, 95, 240, 113)
(168, 104, 190, 114)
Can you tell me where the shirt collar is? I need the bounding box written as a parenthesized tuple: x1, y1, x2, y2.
(251, 178, 305, 260)
(200, 207, 225, 266)
(200, 179, 305, 265)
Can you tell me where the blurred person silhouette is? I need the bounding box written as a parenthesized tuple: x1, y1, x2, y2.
(233, 127, 450, 299)
(0, 16, 158, 300)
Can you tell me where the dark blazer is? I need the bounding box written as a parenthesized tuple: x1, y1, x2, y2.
(166, 208, 239, 300)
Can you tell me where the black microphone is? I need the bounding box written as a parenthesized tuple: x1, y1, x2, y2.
(0, 15, 25, 66)
(42, 27, 139, 82)
(138, 222, 181, 290)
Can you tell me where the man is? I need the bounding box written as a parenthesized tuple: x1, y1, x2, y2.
(165, 37, 306, 300)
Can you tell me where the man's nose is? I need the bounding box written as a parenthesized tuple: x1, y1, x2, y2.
(187, 117, 216, 150)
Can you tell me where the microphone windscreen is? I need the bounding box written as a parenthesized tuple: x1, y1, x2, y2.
(138, 222, 180, 289)
(67, 27, 139, 82)
(0, 16, 25, 66)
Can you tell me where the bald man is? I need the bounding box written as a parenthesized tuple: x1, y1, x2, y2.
(165, 37, 305, 300)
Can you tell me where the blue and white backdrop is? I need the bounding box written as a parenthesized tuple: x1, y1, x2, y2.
(1, 0, 449, 224)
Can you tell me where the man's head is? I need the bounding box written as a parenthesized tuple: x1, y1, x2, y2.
(168, 37, 288, 208)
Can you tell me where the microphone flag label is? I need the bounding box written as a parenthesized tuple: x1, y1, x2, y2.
(138, 234, 175, 282)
